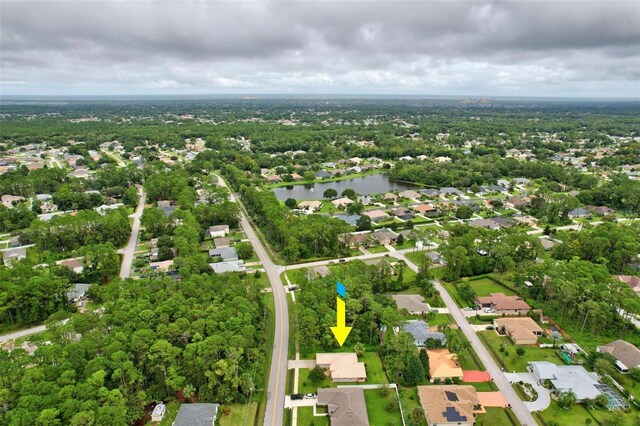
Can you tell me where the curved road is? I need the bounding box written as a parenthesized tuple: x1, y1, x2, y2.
(391, 252, 536, 426)
(119, 189, 146, 279)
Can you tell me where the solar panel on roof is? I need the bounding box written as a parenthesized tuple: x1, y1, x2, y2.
(444, 390, 459, 402)
(442, 407, 467, 421)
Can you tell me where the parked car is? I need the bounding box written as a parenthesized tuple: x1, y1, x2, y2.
(432, 309, 439, 314)
(486, 325, 495, 330)
(291, 394, 304, 400)
(338, 258, 346, 263)
(304, 393, 316, 399)
(463, 307, 473, 311)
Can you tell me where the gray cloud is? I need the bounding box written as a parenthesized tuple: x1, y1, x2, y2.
(1, 0, 639, 96)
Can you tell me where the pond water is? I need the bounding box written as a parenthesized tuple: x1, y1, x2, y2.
(272, 173, 419, 201)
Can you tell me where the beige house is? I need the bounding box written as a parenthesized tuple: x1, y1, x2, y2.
(391, 294, 430, 315)
(298, 200, 323, 211)
(476, 293, 531, 315)
(363, 209, 391, 223)
(494, 317, 543, 345)
(317, 388, 369, 426)
(417, 385, 482, 426)
(316, 353, 367, 382)
(331, 197, 355, 209)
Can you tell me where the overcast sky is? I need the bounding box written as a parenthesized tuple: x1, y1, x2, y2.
(1, 0, 639, 97)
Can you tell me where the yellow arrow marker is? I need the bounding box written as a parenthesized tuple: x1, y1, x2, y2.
(331, 297, 352, 346)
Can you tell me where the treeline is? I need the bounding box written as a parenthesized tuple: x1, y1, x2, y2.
(389, 156, 599, 190)
(26, 208, 131, 253)
(0, 275, 268, 425)
(522, 259, 640, 341)
(0, 262, 72, 328)
(551, 222, 640, 274)
(577, 175, 640, 213)
(240, 185, 351, 261)
(441, 225, 542, 281)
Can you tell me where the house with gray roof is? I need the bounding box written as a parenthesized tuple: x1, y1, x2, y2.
(401, 320, 447, 347)
(597, 340, 640, 373)
(420, 188, 440, 197)
(317, 388, 369, 426)
(209, 247, 238, 262)
(66, 283, 92, 303)
(335, 214, 361, 226)
(569, 208, 591, 219)
(529, 362, 601, 401)
(439, 187, 464, 196)
(3, 247, 26, 267)
(173, 403, 219, 426)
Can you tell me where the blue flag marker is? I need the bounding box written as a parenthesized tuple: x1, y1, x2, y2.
(336, 281, 346, 299)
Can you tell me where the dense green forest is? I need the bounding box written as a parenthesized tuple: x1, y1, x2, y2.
(0, 275, 268, 425)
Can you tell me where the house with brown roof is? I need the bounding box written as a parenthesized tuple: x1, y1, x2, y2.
(370, 229, 398, 245)
(505, 197, 530, 209)
(399, 189, 422, 200)
(383, 193, 398, 202)
(391, 294, 430, 315)
(428, 349, 464, 382)
(476, 293, 531, 315)
(417, 385, 482, 426)
(597, 340, 640, 373)
(413, 204, 438, 216)
(298, 200, 323, 211)
(317, 388, 369, 426)
(390, 207, 415, 220)
(616, 275, 640, 295)
(316, 353, 367, 382)
(363, 209, 391, 223)
(494, 317, 543, 345)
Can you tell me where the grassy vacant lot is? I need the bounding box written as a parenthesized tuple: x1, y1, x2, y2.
(398, 387, 427, 426)
(461, 277, 516, 297)
(476, 407, 519, 426)
(478, 330, 562, 372)
(296, 407, 329, 426)
(218, 402, 258, 426)
(364, 389, 404, 426)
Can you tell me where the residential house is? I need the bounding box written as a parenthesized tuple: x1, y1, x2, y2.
(391, 294, 430, 315)
(70, 168, 90, 179)
(489, 216, 517, 228)
(66, 283, 92, 304)
(331, 197, 355, 209)
(363, 209, 391, 223)
(597, 340, 640, 373)
(315, 353, 367, 382)
(316, 388, 369, 426)
(428, 349, 464, 382)
(616, 275, 640, 294)
(469, 218, 501, 230)
(298, 200, 323, 211)
(1, 195, 25, 209)
(413, 204, 438, 216)
(207, 225, 230, 238)
(497, 179, 510, 189)
(569, 208, 591, 219)
(346, 233, 370, 248)
(371, 229, 398, 245)
(334, 214, 361, 226)
(435, 156, 452, 163)
(96, 204, 121, 216)
(390, 207, 415, 220)
(382, 193, 397, 203)
(539, 238, 558, 251)
(420, 189, 440, 198)
(3, 247, 26, 266)
(209, 260, 247, 274)
(149, 260, 175, 273)
(359, 195, 372, 205)
(58, 258, 85, 274)
(494, 317, 543, 345)
(209, 247, 239, 262)
(476, 293, 531, 315)
(587, 205, 615, 216)
(513, 178, 530, 185)
(401, 320, 447, 347)
(315, 171, 332, 179)
(307, 265, 331, 280)
(399, 190, 422, 200)
(290, 173, 303, 181)
(440, 187, 464, 197)
(265, 175, 280, 184)
(173, 403, 219, 426)
(417, 385, 481, 426)
(528, 362, 601, 402)
(213, 237, 232, 248)
(505, 197, 530, 209)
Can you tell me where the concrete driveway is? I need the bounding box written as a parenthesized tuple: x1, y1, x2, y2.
(288, 359, 316, 369)
(504, 372, 551, 412)
(284, 397, 316, 409)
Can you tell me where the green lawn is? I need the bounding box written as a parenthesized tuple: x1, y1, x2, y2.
(478, 330, 562, 372)
(368, 245, 389, 254)
(158, 401, 179, 425)
(364, 389, 404, 426)
(218, 402, 258, 426)
(476, 407, 519, 426)
(398, 387, 427, 426)
(457, 276, 516, 297)
(296, 407, 329, 426)
(285, 269, 309, 286)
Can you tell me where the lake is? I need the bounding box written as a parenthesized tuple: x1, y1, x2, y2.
(272, 173, 419, 200)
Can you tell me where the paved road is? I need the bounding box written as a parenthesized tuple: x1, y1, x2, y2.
(215, 175, 288, 426)
(0, 325, 46, 344)
(119, 190, 146, 279)
(285, 246, 434, 271)
(391, 252, 537, 426)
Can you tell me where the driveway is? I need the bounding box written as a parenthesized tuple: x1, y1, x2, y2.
(504, 372, 551, 412)
(284, 397, 316, 409)
(119, 190, 146, 279)
(288, 359, 316, 369)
